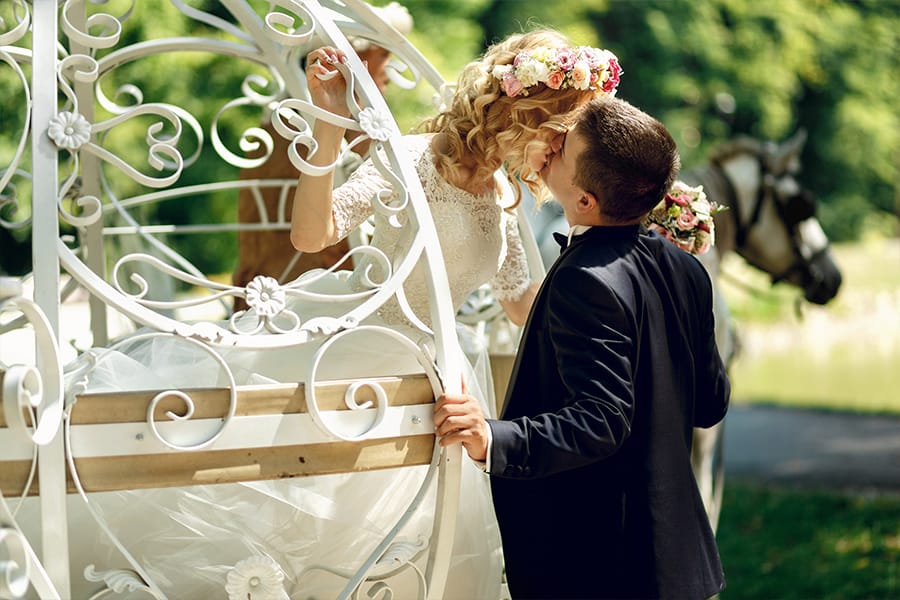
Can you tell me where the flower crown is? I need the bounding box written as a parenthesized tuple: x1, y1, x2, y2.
(645, 182, 727, 256)
(491, 46, 622, 98)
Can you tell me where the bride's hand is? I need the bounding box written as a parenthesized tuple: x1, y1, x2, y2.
(306, 47, 352, 118)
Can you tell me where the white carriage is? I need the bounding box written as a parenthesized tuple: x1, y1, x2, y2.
(0, 1, 542, 597)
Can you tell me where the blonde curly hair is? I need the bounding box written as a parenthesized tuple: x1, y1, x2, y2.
(419, 29, 606, 208)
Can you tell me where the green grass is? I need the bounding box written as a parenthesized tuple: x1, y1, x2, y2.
(721, 237, 900, 415)
(717, 482, 900, 600)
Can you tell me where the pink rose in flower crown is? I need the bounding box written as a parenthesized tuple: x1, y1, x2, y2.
(601, 58, 622, 94)
(546, 70, 566, 90)
(502, 72, 524, 97)
(493, 45, 622, 96)
(676, 208, 699, 231)
(555, 48, 577, 71)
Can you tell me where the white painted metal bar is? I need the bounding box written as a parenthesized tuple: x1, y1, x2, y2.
(69, 0, 110, 348)
(30, 0, 70, 595)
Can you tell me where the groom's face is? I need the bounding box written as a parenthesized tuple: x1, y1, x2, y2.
(541, 126, 589, 225)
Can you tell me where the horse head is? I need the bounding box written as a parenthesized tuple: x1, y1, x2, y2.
(692, 130, 842, 305)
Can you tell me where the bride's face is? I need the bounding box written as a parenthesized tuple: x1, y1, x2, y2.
(524, 128, 566, 173)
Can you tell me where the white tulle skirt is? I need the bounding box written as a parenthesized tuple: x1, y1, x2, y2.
(49, 281, 505, 599)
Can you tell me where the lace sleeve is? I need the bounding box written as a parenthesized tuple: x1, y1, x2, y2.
(490, 210, 532, 302)
(331, 156, 393, 241)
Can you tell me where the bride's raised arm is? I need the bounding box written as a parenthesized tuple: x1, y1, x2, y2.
(290, 46, 351, 253)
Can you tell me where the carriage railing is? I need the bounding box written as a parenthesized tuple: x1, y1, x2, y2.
(0, 0, 534, 597)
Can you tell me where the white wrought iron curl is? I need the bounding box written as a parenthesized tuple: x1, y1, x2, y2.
(0, 284, 64, 448)
(257, 0, 318, 47)
(0, 280, 64, 599)
(60, 0, 129, 50)
(0, 172, 32, 232)
(0, 526, 29, 600)
(49, 53, 188, 223)
(107, 247, 393, 337)
(208, 74, 285, 170)
(0, 1, 30, 47)
(271, 96, 361, 177)
(86, 105, 186, 186)
(64, 336, 223, 597)
(67, 331, 238, 451)
(90, 76, 207, 174)
(301, 326, 444, 594)
(0, 53, 32, 207)
(0, 496, 60, 599)
(367, 140, 411, 226)
(303, 325, 439, 442)
(83, 566, 158, 600)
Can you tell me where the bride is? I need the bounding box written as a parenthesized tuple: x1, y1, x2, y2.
(72, 28, 622, 599)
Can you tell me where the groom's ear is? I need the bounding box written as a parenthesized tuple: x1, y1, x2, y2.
(576, 191, 598, 215)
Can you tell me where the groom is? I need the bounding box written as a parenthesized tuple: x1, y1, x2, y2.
(434, 96, 730, 599)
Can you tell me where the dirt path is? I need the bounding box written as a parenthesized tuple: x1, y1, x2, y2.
(723, 404, 900, 494)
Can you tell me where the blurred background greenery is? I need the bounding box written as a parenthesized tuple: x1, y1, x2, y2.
(397, 0, 900, 242)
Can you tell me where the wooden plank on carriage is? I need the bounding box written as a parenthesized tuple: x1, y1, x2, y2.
(0, 373, 436, 497)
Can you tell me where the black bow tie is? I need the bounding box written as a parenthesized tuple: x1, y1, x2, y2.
(553, 231, 568, 251)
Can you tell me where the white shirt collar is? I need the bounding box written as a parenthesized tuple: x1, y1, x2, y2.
(567, 224, 592, 246)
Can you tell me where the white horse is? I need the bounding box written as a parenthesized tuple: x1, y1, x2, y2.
(523, 129, 843, 530)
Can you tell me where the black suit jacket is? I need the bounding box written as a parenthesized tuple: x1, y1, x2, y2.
(489, 225, 730, 600)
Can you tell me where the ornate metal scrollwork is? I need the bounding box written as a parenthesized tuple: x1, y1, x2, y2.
(0, 526, 29, 600)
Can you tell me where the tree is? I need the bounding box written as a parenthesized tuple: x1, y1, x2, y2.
(398, 0, 900, 241)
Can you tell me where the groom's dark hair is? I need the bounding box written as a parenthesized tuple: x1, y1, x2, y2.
(572, 96, 680, 224)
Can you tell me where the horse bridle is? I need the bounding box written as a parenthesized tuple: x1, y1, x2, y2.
(710, 151, 830, 287)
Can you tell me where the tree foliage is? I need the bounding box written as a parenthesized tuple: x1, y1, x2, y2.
(401, 0, 900, 242)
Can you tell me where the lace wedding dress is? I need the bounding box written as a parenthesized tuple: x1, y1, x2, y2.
(59, 134, 530, 599)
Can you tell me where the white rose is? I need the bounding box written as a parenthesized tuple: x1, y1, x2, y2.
(691, 199, 712, 218)
(515, 58, 549, 87)
(598, 49, 617, 65)
(570, 61, 591, 90)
